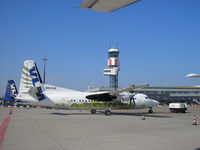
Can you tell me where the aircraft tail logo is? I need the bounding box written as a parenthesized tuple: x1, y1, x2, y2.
(19, 60, 45, 101)
(4, 80, 18, 102)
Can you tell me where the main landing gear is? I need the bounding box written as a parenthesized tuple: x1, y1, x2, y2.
(105, 110, 111, 116)
(91, 109, 111, 116)
(90, 102, 112, 116)
(90, 108, 112, 116)
(91, 109, 96, 114)
(104, 102, 112, 116)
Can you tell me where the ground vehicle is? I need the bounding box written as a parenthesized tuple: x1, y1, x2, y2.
(169, 103, 187, 113)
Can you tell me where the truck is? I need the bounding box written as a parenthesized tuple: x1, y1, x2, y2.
(169, 103, 187, 113)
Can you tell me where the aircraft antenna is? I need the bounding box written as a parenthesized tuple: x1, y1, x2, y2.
(116, 42, 118, 49)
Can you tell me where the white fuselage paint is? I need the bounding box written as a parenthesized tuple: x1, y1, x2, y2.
(16, 84, 159, 109)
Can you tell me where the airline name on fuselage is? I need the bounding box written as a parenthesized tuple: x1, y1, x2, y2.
(45, 86, 57, 90)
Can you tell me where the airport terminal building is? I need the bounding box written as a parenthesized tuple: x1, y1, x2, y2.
(134, 86, 200, 104)
(86, 86, 200, 104)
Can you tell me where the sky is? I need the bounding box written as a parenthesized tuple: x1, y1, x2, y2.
(0, 0, 200, 96)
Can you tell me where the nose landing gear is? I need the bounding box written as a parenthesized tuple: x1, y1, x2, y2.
(148, 107, 153, 113)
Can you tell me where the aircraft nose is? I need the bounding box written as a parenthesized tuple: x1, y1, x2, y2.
(152, 99, 160, 106)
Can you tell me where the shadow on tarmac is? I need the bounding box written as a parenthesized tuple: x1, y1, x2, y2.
(51, 111, 171, 118)
(51, 112, 101, 116)
(110, 112, 171, 118)
(51, 112, 93, 116)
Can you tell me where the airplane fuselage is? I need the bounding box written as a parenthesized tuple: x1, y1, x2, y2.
(16, 84, 159, 110)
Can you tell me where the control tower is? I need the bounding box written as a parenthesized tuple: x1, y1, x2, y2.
(103, 48, 120, 89)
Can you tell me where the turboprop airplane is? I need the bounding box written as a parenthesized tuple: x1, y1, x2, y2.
(4, 60, 159, 115)
(80, 0, 140, 12)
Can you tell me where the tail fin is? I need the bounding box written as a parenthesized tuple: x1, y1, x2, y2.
(19, 60, 45, 101)
(4, 80, 18, 102)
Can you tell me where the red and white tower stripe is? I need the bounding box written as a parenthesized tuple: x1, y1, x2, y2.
(108, 58, 119, 67)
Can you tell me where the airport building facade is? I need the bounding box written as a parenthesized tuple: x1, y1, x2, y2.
(134, 86, 200, 104)
(86, 86, 200, 104)
(89, 44, 200, 104)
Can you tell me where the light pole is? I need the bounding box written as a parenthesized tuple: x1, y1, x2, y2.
(42, 57, 48, 84)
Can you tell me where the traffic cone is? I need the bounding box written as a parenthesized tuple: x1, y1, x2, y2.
(9, 109, 12, 115)
(192, 115, 197, 125)
(142, 115, 145, 120)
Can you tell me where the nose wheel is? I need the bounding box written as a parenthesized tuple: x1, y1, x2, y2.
(148, 107, 153, 113)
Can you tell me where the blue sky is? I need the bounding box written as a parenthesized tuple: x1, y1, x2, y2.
(1, 0, 200, 96)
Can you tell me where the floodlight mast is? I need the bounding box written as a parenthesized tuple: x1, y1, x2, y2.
(42, 57, 48, 84)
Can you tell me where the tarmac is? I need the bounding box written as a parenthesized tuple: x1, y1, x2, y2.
(0, 106, 200, 150)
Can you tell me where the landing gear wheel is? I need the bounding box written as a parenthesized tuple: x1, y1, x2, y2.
(105, 110, 111, 116)
(91, 109, 96, 114)
(148, 110, 153, 113)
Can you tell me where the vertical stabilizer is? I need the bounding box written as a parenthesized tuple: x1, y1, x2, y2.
(18, 60, 45, 101)
(4, 80, 18, 102)
(19, 60, 43, 93)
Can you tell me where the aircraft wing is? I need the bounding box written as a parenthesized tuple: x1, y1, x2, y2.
(109, 84, 147, 95)
(86, 84, 148, 101)
(80, 0, 140, 12)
